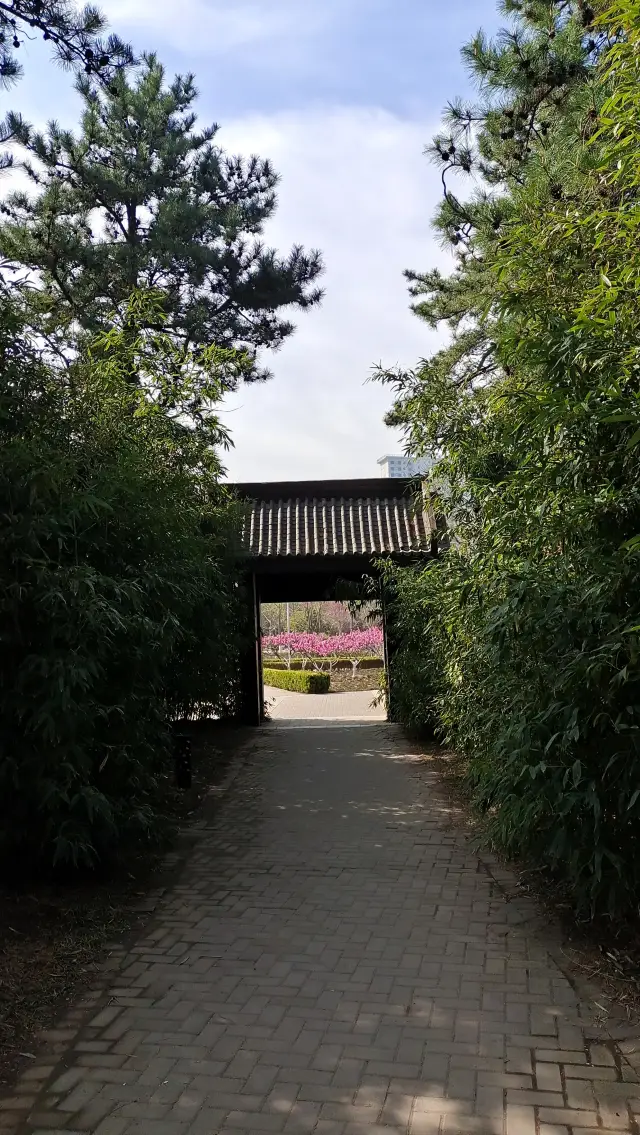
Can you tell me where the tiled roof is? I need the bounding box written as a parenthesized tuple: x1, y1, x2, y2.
(238, 483, 437, 559)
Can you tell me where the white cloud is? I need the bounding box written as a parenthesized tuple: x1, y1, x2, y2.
(101, 0, 348, 56)
(215, 105, 450, 482)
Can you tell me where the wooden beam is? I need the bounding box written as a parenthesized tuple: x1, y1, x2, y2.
(236, 572, 263, 726)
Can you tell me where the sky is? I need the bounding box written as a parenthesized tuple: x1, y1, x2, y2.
(9, 0, 503, 482)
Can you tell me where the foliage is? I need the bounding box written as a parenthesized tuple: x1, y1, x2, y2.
(0, 0, 324, 870)
(379, 0, 605, 470)
(263, 669, 330, 695)
(380, 564, 441, 737)
(0, 54, 323, 384)
(0, 0, 132, 90)
(260, 601, 376, 637)
(0, 0, 133, 171)
(0, 0, 324, 875)
(0, 291, 246, 870)
(379, 0, 640, 916)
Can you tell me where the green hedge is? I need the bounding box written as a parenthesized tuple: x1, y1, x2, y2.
(264, 656, 383, 672)
(0, 302, 246, 870)
(263, 668, 330, 694)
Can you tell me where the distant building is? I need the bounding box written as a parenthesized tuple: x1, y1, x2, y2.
(377, 454, 434, 479)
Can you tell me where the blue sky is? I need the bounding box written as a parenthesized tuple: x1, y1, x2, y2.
(11, 0, 503, 481)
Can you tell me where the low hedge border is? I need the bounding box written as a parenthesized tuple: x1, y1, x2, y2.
(264, 656, 383, 672)
(263, 668, 330, 694)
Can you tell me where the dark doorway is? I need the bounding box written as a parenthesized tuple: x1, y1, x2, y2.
(233, 478, 444, 725)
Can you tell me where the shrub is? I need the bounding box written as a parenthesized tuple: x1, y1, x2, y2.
(0, 297, 246, 870)
(263, 669, 330, 694)
(381, 565, 441, 738)
(385, 550, 640, 915)
(375, 0, 640, 918)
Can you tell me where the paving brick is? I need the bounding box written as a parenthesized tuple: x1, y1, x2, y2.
(474, 1085, 504, 1118)
(597, 1102, 632, 1129)
(117, 1104, 169, 1121)
(312, 1047, 342, 1073)
(0, 726, 631, 1135)
(297, 1086, 353, 1106)
(185, 1110, 227, 1134)
(343, 1125, 402, 1135)
(443, 1117, 502, 1134)
(48, 1071, 87, 1098)
(506, 1050, 533, 1076)
(409, 1116, 442, 1135)
(565, 1065, 618, 1081)
(282, 1100, 320, 1132)
(413, 1096, 471, 1116)
(121, 1122, 189, 1135)
(379, 1092, 413, 1125)
(590, 1045, 617, 1067)
(479, 1072, 532, 1089)
(536, 1049, 587, 1064)
(535, 1063, 563, 1093)
(506, 1103, 536, 1135)
(224, 1110, 290, 1131)
(93, 1121, 129, 1135)
(352, 1083, 386, 1109)
(538, 1109, 600, 1126)
(507, 1088, 565, 1106)
(565, 1079, 596, 1110)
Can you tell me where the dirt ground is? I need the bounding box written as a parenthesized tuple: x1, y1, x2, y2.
(328, 667, 385, 693)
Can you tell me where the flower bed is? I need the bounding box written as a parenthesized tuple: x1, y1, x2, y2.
(262, 628, 383, 663)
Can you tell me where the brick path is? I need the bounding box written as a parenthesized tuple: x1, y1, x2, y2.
(4, 724, 640, 1135)
(264, 686, 385, 722)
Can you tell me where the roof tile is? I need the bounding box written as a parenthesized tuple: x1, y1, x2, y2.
(243, 493, 435, 559)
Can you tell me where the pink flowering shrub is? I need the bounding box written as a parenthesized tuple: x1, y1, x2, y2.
(262, 628, 383, 672)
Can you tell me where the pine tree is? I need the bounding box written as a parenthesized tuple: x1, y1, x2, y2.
(0, 55, 324, 384)
(379, 0, 606, 473)
(0, 0, 132, 89)
(0, 0, 132, 172)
